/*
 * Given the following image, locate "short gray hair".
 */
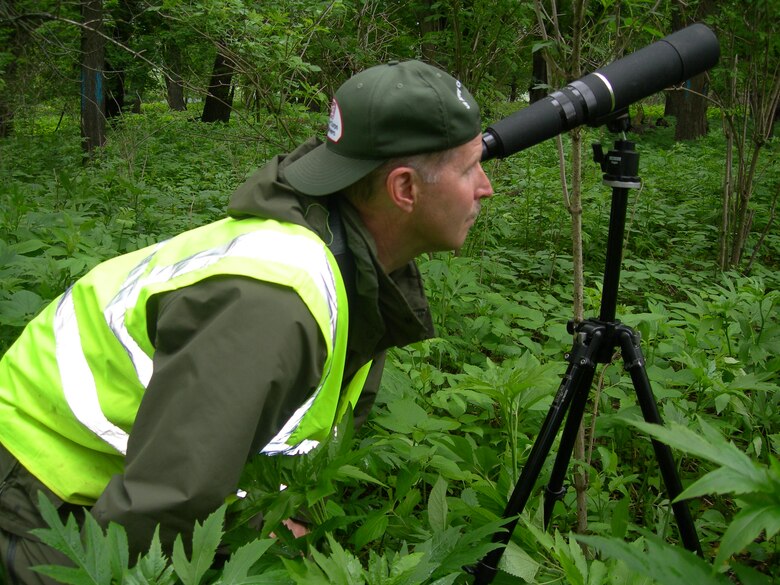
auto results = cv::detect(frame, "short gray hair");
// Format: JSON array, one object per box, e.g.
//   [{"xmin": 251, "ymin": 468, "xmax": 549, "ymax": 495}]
[{"xmin": 342, "ymin": 148, "xmax": 456, "ymax": 201}]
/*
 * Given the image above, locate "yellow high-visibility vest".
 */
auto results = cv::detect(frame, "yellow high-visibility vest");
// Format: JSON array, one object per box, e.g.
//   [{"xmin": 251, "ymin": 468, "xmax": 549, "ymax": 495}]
[{"xmin": 0, "ymin": 217, "xmax": 369, "ymax": 505}]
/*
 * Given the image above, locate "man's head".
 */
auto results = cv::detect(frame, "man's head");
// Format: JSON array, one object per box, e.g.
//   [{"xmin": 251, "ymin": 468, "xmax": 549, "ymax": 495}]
[
  {"xmin": 284, "ymin": 60, "xmax": 482, "ymax": 196},
  {"xmin": 285, "ymin": 60, "xmax": 493, "ymax": 271}
]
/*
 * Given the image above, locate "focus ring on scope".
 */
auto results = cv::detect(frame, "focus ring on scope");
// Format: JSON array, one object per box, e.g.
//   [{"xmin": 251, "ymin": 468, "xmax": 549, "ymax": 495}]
[{"xmin": 549, "ymin": 91, "xmax": 578, "ymax": 129}]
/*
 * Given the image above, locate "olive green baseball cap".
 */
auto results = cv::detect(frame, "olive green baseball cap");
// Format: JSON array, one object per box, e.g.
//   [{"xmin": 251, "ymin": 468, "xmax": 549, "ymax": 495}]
[{"xmin": 284, "ymin": 60, "xmax": 481, "ymax": 196}]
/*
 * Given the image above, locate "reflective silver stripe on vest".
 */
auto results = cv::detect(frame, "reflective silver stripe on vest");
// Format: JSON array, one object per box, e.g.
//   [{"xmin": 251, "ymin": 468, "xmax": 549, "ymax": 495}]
[
  {"xmin": 259, "ymin": 387, "xmax": 323, "ymax": 455},
  {"xmin": 55, "ymin": 289, "xmax": 130, "ymax": 454},
  {"xmin": 54, "ymin": 228, "xmax": 339, "ymax": 454},
  {"xmin": 105, "ymin": 243, "xmax": 165, "ymax": 387},
  {"xmin": 104, "ymin": 230, "xmax": 339, "ymax": 388}
]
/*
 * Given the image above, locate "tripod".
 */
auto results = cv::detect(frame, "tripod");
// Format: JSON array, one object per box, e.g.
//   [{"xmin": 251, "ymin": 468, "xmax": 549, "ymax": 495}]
[{"xmin": 472, "ymin": 125, "xmax": 702, "ymax": 585}]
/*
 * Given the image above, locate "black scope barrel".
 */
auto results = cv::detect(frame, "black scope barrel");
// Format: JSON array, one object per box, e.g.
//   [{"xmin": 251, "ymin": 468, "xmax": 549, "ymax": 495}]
[{"xmin": 481, "ymin": 23, "xmax": 720, "ymax": 161}]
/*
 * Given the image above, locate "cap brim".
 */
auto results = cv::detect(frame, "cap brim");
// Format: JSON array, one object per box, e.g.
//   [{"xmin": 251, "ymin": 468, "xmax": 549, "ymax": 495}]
[{"xmin": 284, "ymin": 142, "xmax": 385, "ymax": 196}]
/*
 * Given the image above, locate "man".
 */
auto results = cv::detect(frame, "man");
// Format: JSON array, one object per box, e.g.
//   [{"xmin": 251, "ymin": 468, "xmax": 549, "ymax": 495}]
[{"xmin": 0, "ymin": 59, "xmax": 493, "ymax": 583}]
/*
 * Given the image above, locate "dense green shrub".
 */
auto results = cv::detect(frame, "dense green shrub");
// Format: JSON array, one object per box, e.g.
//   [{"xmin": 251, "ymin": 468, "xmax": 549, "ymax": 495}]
[{"xmin": 1, "ymin": 103, "xmax": 778, "ymax": 583}]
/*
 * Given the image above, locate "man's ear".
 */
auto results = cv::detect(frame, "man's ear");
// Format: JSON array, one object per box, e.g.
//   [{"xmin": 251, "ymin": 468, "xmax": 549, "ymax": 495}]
[{"xmin": 384, "ymin": 166, "xmax": 418, "ymax": 213}]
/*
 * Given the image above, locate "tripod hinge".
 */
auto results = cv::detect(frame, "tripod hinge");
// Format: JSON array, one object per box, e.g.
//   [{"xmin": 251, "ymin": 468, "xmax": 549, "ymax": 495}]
[
  {"xmin": 624, "ymin": 356, "xmax": 645, "ymax": 370},
  {"xmin": 564, "ymin": 352, "xmax": 596, "ymax": 369}
]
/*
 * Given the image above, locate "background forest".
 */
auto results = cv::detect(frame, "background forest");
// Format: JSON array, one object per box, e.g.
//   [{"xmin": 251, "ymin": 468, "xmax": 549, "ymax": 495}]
[{"xmin": 1, "ymin": 0, "xmax": 779, "ymax": 584}]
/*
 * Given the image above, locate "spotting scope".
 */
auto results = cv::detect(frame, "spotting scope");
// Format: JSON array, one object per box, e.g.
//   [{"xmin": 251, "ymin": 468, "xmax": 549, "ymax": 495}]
[{"xmin": 481, "ymin": 23, "xmax": 720, "ymax": 161}]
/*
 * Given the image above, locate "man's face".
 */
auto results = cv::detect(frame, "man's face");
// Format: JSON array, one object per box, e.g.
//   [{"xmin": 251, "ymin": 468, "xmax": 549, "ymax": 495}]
[{"xmin": 412, "ymin": 134, "xmax": 494, "ymax": 252}]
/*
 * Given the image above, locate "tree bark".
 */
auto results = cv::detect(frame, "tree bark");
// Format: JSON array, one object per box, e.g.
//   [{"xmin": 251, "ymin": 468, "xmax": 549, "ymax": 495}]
[
  {"xmin": 201, "ymin": 48, "xmax": 235, "ymax": 123},
  {"xmin": 104, "ymin": 61, "xmax": 125, "ymax": 119},
  {"xmin": 670, "ymin": 73, "xmax": 710, "ymax": 140},
  {"xmin": 529, "ymin": 48, "xmax": 548, "ymax": 103},
  {"xmin": 81, "ymin": 0, "xmax": 106, "ymax": 154},
  {"xmin": 103, "ymin": 0, "xmax": 137, "ymax": 119},
  {"xmin": 164, "ymin": 43, "xmax": 187, "ymax": 111},
  {"xmin": 665, "ymin": 0, "xmax": 712, "ymax": 140}
]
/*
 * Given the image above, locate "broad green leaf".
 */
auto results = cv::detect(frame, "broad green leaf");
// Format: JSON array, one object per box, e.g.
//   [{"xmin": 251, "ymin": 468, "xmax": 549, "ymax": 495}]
[
  {"xmin": 373, "ymin": 399, "xmax": 429, "ymax": 433},
  {"xmin": 352, "ymin": 512, "xmax": 390, "ymax": 550},
  {"xmin": 335, "ymin": 464, "xmax": 388, "ymax": 487},
  {"xmin": 732, "ymin": 563, "xmax": 776, "ymax": 585},
  {"xmin": 29, "ymin": 565, "xmax": 87, "ymax": 585},
  {"xmin": 106, "ymin": 523, "xmax": 129, "ymax": 582},
  {"xmin": 0, "ymin": 290, "xmax": 45, "ymax": 325},
  {"xmin": 306, "ymin": 533, "xmax": 364, "ymax": 584},
  {"xmin": 428, "ymin": 454, "xmax": 470, "ymax": 481},
  {"xmin": 172, "ymin": 505, "xmax": 226, "ymax": 585},
  {"xmin": 715, "ymin": 503, "xmax": 780, "ymax": 567},
  {"xmin": 80, "ymin": 514, "xmax": 113, "ymax": 584},
  {"xmin": 620, "ymin": 417, "xmax": 761, "ymax": 480},
  {"xmin": 586, "ymin": 559, "xmax": 608, "ymax": 585},
  {"xmin": 30, "ymin": 493, "xmax": 107, "ymax": 585},
  {"xmin": 496, "ymin": 540, "xmax": 539, "ymax": 581},
  {"xmin": 429, "ymin": 574, "xmax": 459, "ymax": 585},
  {"xmin": 678, "ymin": 466, "xmax": 773, "ymax": 500},
  {"xmin": 11, "ymin": 238, "xmax": 47, "ymax": 254},
  {"xmin": 611, "ymin": 496, "xmax": 630, "ymax": 538},
  {"xmin": 428, "ymin": 476, "xmax": 448, "ymax": 534},
  {"xmin": 217, "ymin": 538, "xmax": 275, "ymax": 584},
  {"xmin": 554, "ymin": 531, "xmax": 584, "ymax": 585},
  {"xmin": 126, "ymin": 526, "xmax": 176, "ymax": 585},
  {"xmin": 577, "ymin": 534, "xmax": 732, "ymax": 585}
]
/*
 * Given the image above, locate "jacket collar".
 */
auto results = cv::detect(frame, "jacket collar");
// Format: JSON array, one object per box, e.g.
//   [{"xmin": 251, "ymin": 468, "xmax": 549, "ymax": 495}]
[{"xmin": 227, "ymin": 138, "xmax": 435, "ymax": 362}]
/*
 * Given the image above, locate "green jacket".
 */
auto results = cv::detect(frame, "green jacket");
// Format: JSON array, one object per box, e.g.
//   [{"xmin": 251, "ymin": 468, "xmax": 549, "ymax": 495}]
[{"xmin": 0, "ymin": 138, "xmax": 435, "ymax": 557}]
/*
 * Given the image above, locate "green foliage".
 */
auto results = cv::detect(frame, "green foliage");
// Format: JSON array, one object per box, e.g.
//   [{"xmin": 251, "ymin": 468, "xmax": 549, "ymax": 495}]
[
  {"xmin": 577, "ymin": 533, "xmax": 733, "ymax": 585},
  {"xmin": 30, "ymin": 492, "xmax": 275, "ymax": 585},
  {"xmin": 3, "ymin": 101, "xmax": 779, "ymax": 580},
  {"xmin": 2, "ymin": 5, "xmax": 780, "ymax": 577},
  {"xmin": 621, "ymin": 417, "xmax": 780, "ymax": 570}
]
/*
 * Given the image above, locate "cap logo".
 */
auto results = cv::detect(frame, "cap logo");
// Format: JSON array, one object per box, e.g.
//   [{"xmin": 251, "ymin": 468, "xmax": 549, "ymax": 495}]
[
  {"xmin": 455, "ymin": 80, "xmax": 471, "ymax": 110},
  {"xmin": 327, "ymin": 99, "xmax": 343, "ymax": 142}
]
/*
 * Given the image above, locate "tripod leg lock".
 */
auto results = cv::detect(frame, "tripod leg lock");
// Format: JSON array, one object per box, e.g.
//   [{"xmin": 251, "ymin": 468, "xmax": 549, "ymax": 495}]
[
  {"xmin": 543, "ymin": 484, "xmax": 568, "ymax": 528},
  {"xmin": 544, "ymin": 484, "xmax": 567, "ymax": 502}
]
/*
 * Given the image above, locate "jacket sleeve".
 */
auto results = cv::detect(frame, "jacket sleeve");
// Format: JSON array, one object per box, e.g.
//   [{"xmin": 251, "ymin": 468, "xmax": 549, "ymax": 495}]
[{"xmin": 90, "ymin": 276, "xmax": 327, "ymax": 558}]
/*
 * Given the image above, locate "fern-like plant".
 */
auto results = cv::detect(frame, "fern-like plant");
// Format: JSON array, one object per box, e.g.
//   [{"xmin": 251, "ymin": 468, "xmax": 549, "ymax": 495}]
[{"xmin": 30, "ymin": 494, "xmax": 276, "ymax": 584}]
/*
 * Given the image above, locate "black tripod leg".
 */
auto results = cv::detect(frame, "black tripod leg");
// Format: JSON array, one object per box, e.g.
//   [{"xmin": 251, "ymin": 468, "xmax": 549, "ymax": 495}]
[
  {"xmin": 473, "ymin": 328, "xmax": 605, "ymax": 585},
  {"xmin": 543, "ymin": 356, "xmax": 597, "ymax": 528},
  {"xmin": 617, "ymin": 326, "xmax": 702, "ymax": 556}
]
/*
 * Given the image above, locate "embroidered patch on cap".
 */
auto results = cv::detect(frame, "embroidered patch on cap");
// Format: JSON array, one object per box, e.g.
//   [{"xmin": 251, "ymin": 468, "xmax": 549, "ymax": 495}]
[
  {"xmin": 456, "ymin": 80, "xmax": 471, "ymax": 110},
  {"xmin": 327, "ymin": 99, "xmax": 343, "ymax": 142}
]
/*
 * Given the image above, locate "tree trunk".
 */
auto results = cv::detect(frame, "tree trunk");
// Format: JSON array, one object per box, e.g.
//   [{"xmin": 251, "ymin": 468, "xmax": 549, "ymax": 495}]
[
  {"xmin": 0, "ymin": 51, "xmax": 18, "ymax": 137},
  {"xmin": 201, "ymin": 48, "xmax": 235, "ymax": 123},
  {"xmin": 0, "ymin": 0, "xmax": 20, "ymax": 136},
  {"xmin": 81, "ymin": 0, "xmax": 106, "ymax": 154},
  {"xmin": 665, "ymin": 0, "xmax": 712, "ymax": 140},
  {"xmin": 716, "ymin": 0, "xmax": 780, "ymax": 269},
  {"xmin": 164, "ymin": 43, "xmax": 187, "ymax": 111},
  {"xmin": 104, "ymin": 61, "xmax": 125, "ymax": 120},
  {"xmin": 529, "ymin": 48, "xmax": 548, "ymax": 103},
  {"xmin": 671, "ymin": 72, "xmax": 710, "ymax": 140},
  {"xmin": 103, "ymin": 0, "xmax": 137, "ymax": 120}
]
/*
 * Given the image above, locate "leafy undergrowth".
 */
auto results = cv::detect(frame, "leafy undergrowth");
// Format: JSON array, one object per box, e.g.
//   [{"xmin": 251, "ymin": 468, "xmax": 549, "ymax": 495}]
[{"xmin": 3, "ymin": 107, "xmax": 779, "ymax": 583}]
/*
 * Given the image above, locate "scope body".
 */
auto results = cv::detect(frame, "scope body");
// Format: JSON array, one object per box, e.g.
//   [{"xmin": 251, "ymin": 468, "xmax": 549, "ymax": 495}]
[{"xmin": 482, "ymin": 23, "xmax": 720, "ymax": 161}]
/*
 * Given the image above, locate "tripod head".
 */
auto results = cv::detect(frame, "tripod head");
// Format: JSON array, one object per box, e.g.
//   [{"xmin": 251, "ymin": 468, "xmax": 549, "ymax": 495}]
[{"xmin": 591, "ymin": 110, "xmax": 641, "ymax": 190}]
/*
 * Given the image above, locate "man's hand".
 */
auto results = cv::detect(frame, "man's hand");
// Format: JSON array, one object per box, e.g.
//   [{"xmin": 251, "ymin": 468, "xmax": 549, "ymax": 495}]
[{"xmin": 271, "ymin": 518, "xmax": 309, "ymax": 539}]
